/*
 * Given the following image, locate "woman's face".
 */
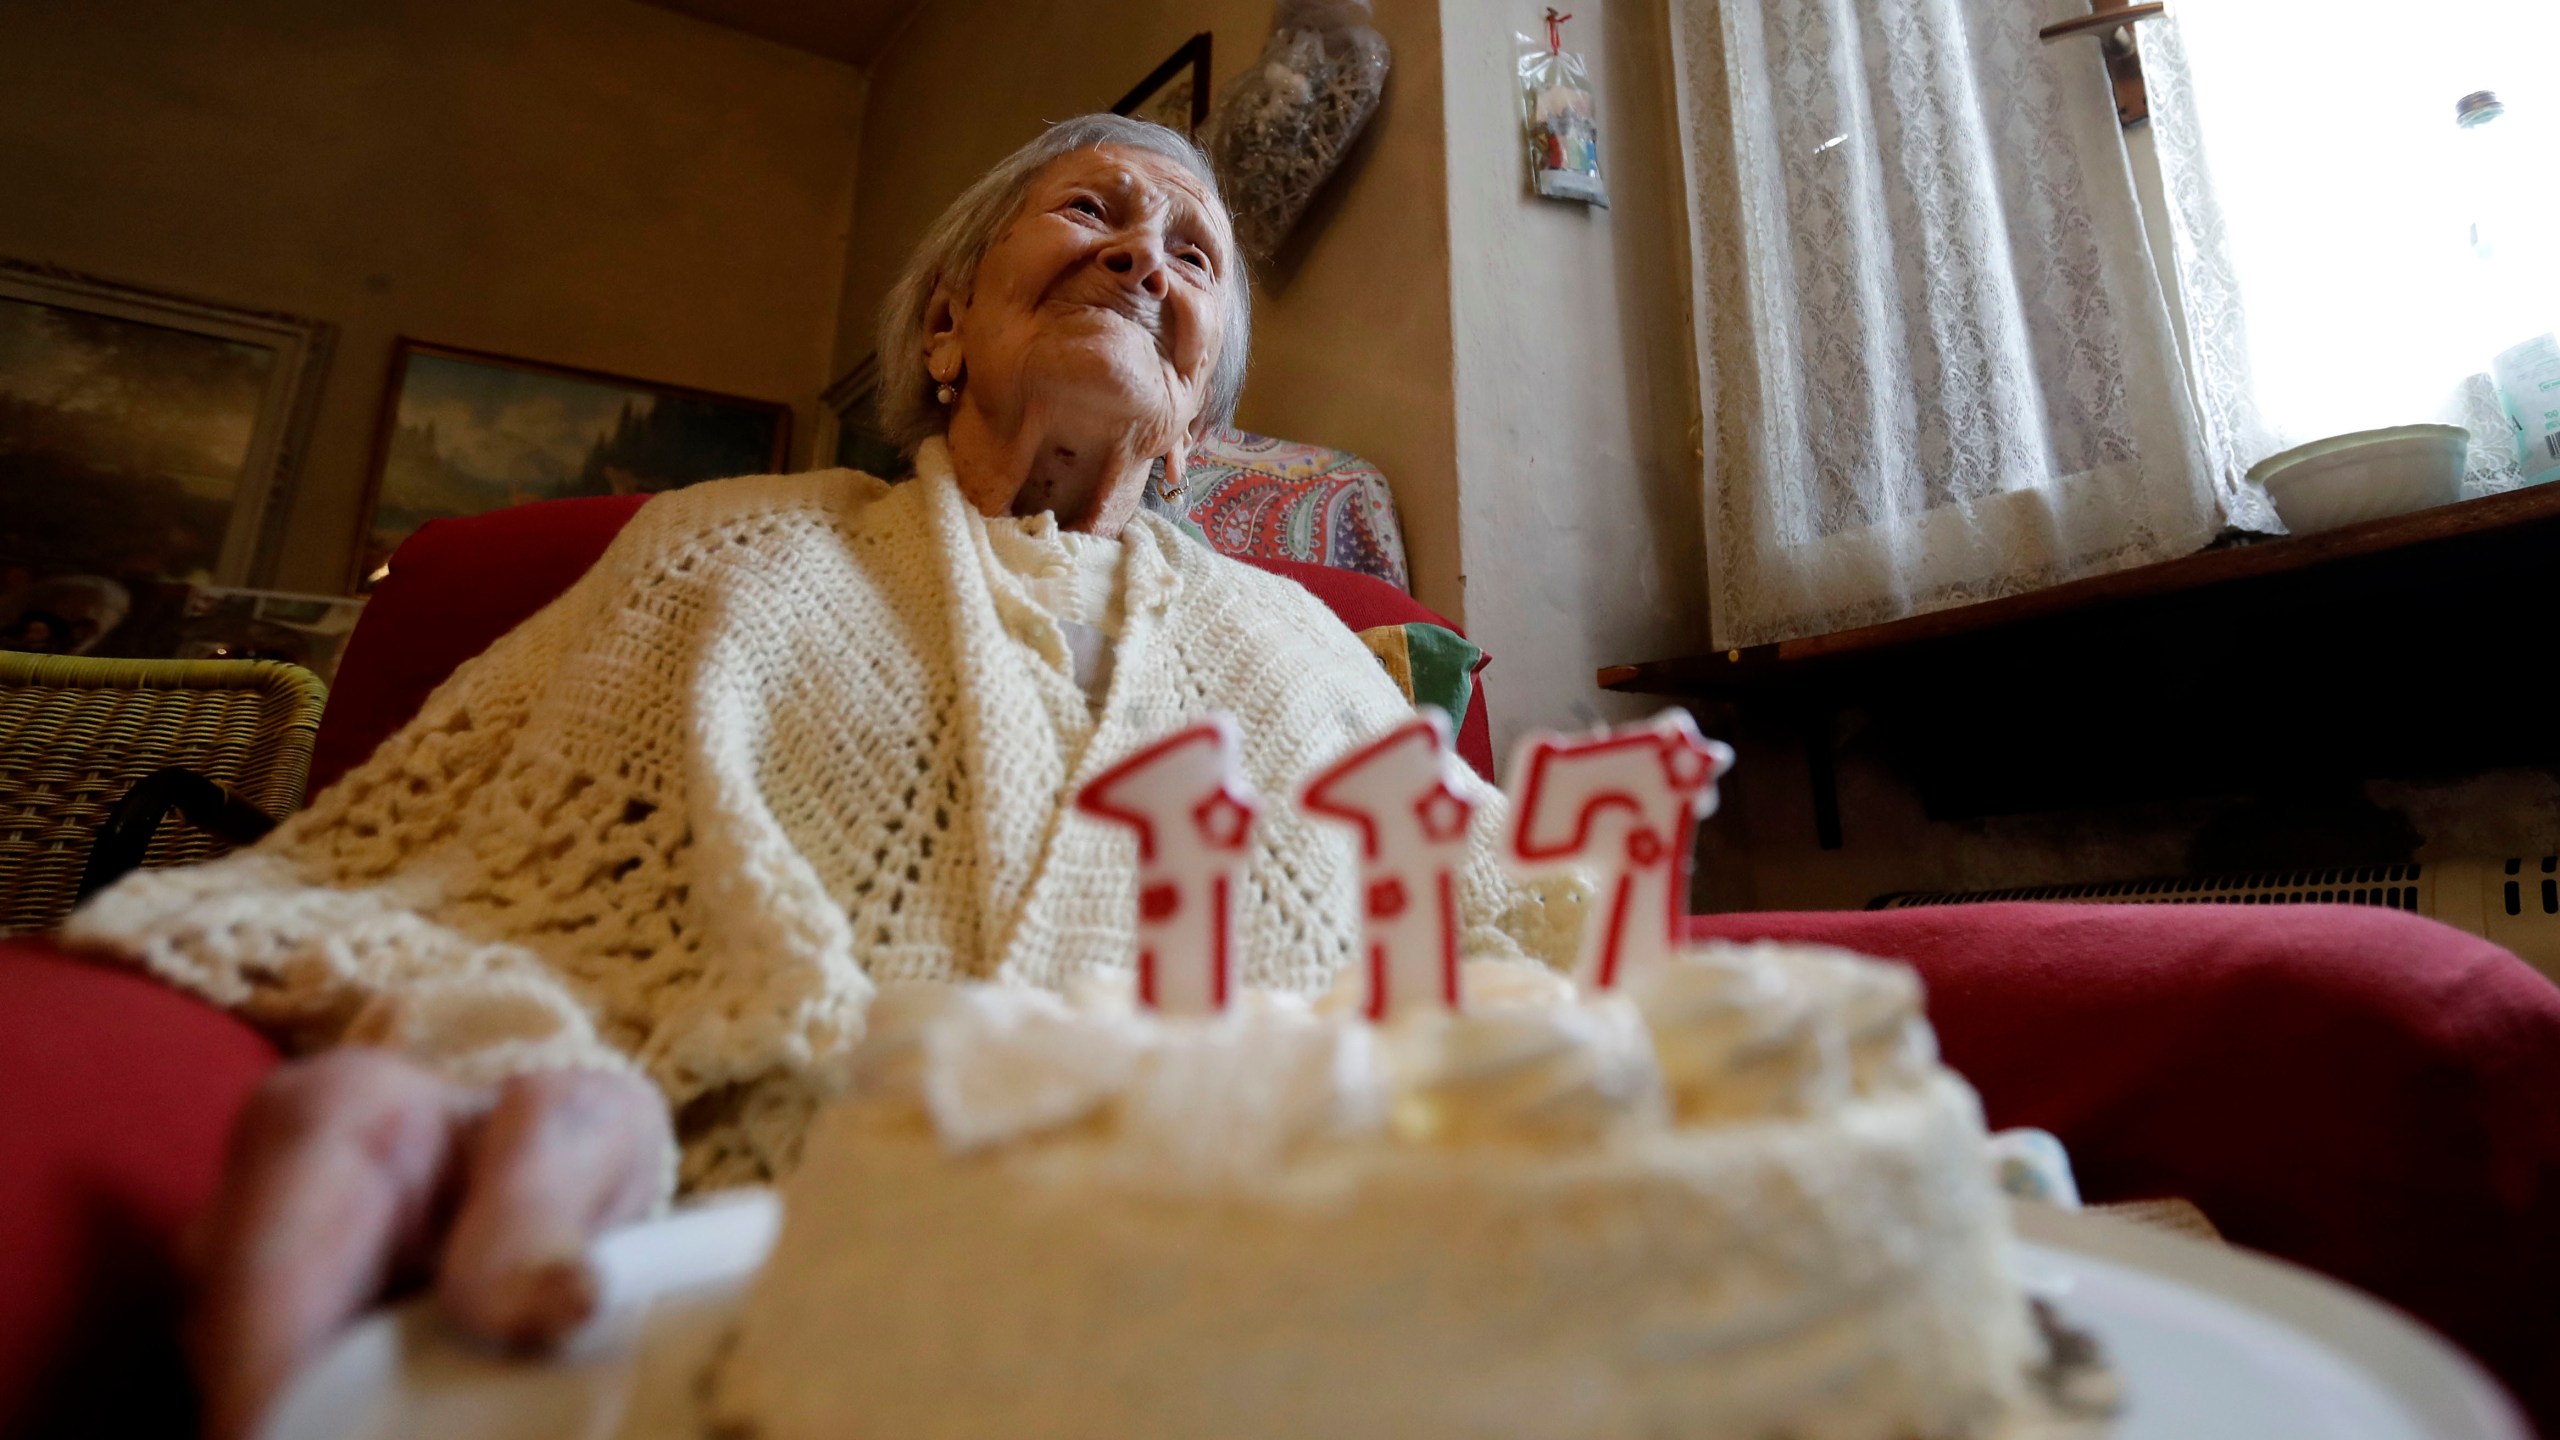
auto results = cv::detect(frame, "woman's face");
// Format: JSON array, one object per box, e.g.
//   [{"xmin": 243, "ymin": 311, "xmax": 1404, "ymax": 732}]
[{"xmin": 928, "ymin": 144, "xmax": 1236, "ymax": 530}]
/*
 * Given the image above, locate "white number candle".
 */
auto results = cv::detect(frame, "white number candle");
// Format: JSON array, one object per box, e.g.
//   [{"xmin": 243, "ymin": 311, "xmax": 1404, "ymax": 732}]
[
  {"xmin": 1298, "ymin": 708, "xmax": 1475, "ymax": 1021},
  {"xmin": 1502, "ymin": 709, "xmax": 1734, "ymax": 990},
  {"xmin": 1075, "ymin": 715, "xmax": 1261, "ymax": 1016}
]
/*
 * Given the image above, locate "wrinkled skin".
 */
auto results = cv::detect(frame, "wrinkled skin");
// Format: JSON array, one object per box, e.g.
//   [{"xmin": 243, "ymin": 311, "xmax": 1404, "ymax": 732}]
[
  {"xmin": 188, "ymin": 1052, "xmax": 667, "ymax": 1440},
  {"xmin": 929, "ymin": 144, "xmax": 1238, "ymax": 538},
  {"xmin": 186, "ymin": 142, "xmax": 1242, "ymax": 1440}
]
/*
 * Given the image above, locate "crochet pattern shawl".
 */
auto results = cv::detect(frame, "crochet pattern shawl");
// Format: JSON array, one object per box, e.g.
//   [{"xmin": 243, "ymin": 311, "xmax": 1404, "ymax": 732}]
[{"xmin": 66, "ymin": 442, "xmax": 1571, "ymax": 1186}]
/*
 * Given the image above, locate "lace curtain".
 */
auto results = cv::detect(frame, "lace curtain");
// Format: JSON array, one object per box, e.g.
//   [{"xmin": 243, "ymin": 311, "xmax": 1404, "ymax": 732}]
[
  {"xmin": 2145, "ymin": 1, "xmax": 2560, "ymax": 500},
  {"xmin": 1668, "ymin": 0, "xmax": 2251, "ymax": 648}
]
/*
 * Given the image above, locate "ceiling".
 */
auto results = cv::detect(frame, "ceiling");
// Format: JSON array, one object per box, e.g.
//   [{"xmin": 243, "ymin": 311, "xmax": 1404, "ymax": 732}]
[{"xmin": 640, "ymin": 0, "xmax": 928, "ymax": 69}]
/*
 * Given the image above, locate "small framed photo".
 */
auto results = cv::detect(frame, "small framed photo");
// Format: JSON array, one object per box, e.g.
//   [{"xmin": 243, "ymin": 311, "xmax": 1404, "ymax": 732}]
[
  {"xmin": 1113, "ymin": 32, "xmax": 1213, "ymax": 135},
  {"xmin": 1, "ymin": 262, "xmax": 330, "ymax": 613},
  {"xmin": 354, "ymin": 340, "xmax": 790, "ymax": 587},
  {"xmin": 819, "ymin": 354, "xmax": 905, "ymax": 480}
]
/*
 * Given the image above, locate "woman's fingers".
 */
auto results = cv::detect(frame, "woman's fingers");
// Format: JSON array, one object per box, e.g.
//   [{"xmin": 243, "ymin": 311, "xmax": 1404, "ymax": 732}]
[
  {"xmin": 185, "ymin": 1058, "xmax": 670, "ymax": 1437},
  {"xmin": 188, "ymin": 1050, "xmax": 482, "ymax": 1440},
  {"xmin": 435, "ymin": 1068, "xmax": 670, "ymax": 1350}
]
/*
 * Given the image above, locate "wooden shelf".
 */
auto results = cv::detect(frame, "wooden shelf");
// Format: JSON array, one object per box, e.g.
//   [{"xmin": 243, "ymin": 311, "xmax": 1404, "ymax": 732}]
[
  {"xmin": 1602, "ymin": 483, "xmax": 2560, "ymax": 700},
  {"xmin": 1598, "ymin": 484, "xmax": 2560, "ymax": 839}
]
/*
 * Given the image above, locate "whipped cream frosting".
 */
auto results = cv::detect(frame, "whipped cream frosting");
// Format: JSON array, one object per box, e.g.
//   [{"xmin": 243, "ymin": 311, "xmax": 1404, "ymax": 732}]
[
  {"xmin": 852, "ymin": 943, "xmax": 1942, "ymax": 1174},
  {"xmin": 718, "ymin": 939, "xmax": 2033, "ymax": 1440}
]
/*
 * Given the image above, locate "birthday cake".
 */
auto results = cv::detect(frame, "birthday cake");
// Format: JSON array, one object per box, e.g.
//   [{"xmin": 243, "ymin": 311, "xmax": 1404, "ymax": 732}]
[{"xmin": 706, "ymin": 713, "xmax": 2040, "ymax": 1440}]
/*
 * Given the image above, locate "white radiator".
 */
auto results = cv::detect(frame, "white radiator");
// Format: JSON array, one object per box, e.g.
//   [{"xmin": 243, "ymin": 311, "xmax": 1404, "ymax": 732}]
[{"xmin": 1871, "ymin": 857, "xmax": 2560, "ymax": 983}]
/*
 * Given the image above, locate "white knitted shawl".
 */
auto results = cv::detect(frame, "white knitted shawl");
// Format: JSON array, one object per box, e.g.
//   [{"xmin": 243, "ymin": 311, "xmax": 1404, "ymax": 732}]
[{"xmin": 67, "ymin": 441, "xmax": 1571, "ymax": 1186}]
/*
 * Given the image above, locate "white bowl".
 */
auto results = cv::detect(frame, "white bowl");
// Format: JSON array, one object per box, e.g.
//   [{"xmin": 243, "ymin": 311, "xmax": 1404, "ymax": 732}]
[{"xmin": 2247, "ymin": 424, "xmax": 2468, "ymax": 535}]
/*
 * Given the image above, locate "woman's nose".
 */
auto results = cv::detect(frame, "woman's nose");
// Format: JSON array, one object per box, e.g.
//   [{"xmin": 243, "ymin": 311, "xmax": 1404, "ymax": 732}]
[{"xmin": 1100, "ymin": 235, "xmax": 1171, "ymax": 298}]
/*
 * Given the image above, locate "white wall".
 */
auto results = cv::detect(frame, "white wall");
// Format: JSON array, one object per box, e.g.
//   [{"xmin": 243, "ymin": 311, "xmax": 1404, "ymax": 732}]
[
  {"xmin": 1438, "ymin": 0, "xmax": 1711, "ymax": 760},
  {"xmin": 0, "ymin": 0, "xmax": 867, "ymax": 592}
]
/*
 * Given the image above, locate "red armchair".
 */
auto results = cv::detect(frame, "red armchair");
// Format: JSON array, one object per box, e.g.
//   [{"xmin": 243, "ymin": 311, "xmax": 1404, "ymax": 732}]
[{"xmin": 6, "ymin": 494, "xmax": 2557, "ymax": 1435}]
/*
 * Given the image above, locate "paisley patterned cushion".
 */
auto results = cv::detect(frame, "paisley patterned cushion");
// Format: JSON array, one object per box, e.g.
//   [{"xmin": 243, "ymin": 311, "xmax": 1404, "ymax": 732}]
[{"xmin": 1179, "ymin": 429, "xmax": 1412, "ymax": 592}]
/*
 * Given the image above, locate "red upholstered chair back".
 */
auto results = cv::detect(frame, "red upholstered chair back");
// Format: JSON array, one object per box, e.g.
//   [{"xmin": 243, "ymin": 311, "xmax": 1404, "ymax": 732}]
[{"xmin": 309, "ymin": 495, "xmax": 1496, "ymax": 795}]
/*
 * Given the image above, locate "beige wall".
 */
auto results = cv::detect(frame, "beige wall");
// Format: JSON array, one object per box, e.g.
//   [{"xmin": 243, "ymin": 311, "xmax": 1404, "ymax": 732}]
[
  {"xmin": 1439, "ymin": 0, "xmax": 1710, "ymax": 759},
  {"xmin": 0, "ymin": 0, "xmax": 866, "ymax": 592},
  {"xmin": 841, "ymin": 0, "xmax": 1466, "ymax": 619}
]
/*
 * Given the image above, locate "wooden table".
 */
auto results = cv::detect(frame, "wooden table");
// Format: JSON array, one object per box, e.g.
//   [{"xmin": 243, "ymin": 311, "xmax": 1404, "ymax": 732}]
[{"xmin": 1599, "ymin": 484, "xmax": 2560, "ymax": 846}]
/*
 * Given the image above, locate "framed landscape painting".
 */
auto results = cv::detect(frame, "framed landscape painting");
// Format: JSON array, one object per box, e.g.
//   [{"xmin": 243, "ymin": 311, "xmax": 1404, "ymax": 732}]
[
  {"xmin": 0, "ymin": 263, "xmax": 329, "ymax": 626},
  {"xmin": 355, "ymin": 341, "xmax": 790, "ymax": 586}
]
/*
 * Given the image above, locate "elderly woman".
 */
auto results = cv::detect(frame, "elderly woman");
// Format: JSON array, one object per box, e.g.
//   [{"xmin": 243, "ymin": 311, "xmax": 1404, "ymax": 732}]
[{"xmin": 63, "ymin": 115, "xmax": 1564, "ymax": 1439}]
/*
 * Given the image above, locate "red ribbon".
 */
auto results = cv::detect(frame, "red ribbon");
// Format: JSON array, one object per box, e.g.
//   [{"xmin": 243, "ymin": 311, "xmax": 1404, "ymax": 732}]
[{"xmin": 1544, "ymin": 7, "xmax": 1572, "ymax": 54}]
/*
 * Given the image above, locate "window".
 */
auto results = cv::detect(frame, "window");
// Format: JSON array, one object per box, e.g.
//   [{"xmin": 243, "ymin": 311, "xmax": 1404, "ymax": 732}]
[{"xmin": 2129, "ymin": 1, "xmax": 2560, "ymax": 492}]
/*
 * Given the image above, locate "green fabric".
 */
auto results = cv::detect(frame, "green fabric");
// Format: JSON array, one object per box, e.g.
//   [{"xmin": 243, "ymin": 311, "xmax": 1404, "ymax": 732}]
[
  {"xmin": 1400, "ymin": 621, "xmax": 1481, "ymax": 726},
  {"xmin": 1353, "ymin": 620, "xmax": 1483, "ymax": 727}
]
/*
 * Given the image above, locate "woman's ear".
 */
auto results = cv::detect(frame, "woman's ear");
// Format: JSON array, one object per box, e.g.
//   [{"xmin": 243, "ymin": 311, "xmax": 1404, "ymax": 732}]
[
  {"xmin": 1186, "ymin": 405, "xmax": 1224, "ymax": 455},
  {"xmin": 923, "ymin": 281, "xmax": 965, "ymax": 385}
]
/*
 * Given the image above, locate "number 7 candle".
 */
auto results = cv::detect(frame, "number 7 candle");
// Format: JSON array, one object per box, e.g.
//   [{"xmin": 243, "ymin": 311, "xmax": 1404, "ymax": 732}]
[
  {"xmin": 1074, "ymin": 715, "xmax": 1261, "ymax": 1016},
  {"xmin": 1297, "ymin": 708, "xmax": 1475, "ymax": 1021},
  {"xmin": 1502, "ymin": 709, "xmax": 1733, "ymax": 991}
]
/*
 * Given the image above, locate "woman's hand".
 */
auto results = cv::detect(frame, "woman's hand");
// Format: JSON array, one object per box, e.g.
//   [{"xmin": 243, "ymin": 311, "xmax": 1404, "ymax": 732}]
[{"xmin": 187, "ymin": 1049, "xmax": 670, "ymax": 1440}]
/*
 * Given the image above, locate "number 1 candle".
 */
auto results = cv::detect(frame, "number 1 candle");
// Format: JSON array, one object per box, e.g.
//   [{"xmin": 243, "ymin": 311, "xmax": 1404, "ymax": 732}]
[
  {"xmin": 1075, "ymin": 715, "xmax": 1261, "ymax": 1016},
  {"xmin": 1298, "ymin": 708, "xmax": 1475, "ymax": 1021},
  {"xmin": 1502, "ymin": 709, "xmax": 1733, "ymax": 991}
]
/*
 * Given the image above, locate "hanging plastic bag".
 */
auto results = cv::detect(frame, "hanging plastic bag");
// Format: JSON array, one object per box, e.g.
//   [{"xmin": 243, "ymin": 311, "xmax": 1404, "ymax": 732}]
[
  {"xmin": 1517, "ymin": 9, "xmax": 1607, "ymax": 207},
  {"xmin": 1203, "ymin": 0, "xmax": 1391, "ymax": 264}
]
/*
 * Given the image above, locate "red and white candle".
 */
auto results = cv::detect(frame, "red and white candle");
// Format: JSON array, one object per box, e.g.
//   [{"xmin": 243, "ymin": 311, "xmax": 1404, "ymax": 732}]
[
  {"xmin": 1502, "ymin": 709, "xmax": 1734, "ymax": 991},
  {"xmin": 1298, "ymin": 709, "xmax": 1475, "ymax": 1022},
  {"xmin": 1075, "ymin": 715, "xmax": 1261, "ymax": 1016}
]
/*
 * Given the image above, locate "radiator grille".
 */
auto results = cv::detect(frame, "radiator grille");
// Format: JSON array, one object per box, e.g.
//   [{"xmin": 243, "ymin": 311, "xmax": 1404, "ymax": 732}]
[
  {"xmin": 1866, "ymin": 856, "xmax": 2560, "ymax": 986},
  {"xmin": 1872, "ymin": 862, "xmax": 2445, "ymax": 912}
]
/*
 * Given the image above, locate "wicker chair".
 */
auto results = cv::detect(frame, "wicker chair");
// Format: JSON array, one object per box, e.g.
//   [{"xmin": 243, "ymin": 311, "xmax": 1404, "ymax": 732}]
[{"xmin": 0, "ymin": 653, "xmax": 325, "ymax": 935}]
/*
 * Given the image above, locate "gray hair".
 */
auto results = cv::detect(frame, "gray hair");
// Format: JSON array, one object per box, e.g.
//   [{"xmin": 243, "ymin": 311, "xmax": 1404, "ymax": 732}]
[{"xmin": 875, "ymin": 113, "xmax": 1252, "ymax": 455}]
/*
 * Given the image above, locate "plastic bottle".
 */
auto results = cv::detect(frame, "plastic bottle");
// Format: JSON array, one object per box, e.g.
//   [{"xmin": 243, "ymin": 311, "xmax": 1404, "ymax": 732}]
[{"xmin": 2455, "ymin": 91, "xmax": 2560, "ymax": 485}]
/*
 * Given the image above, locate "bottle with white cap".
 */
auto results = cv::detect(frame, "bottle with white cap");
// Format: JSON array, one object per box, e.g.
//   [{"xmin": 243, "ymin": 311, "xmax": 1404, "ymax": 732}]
[{"xmin": 2455, "ymin": 89, "xmax": 2560, "ymax": 486}]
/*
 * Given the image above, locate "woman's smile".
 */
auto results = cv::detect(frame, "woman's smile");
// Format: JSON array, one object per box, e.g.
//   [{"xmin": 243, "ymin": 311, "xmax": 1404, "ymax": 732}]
[
  {"xmin": 1066, "ymin": 289, "xmax": 1159, "ymax": 328},
  {"xmin": 1047, "ymin": 289, "xmax": 1166, "ymax": 347}
]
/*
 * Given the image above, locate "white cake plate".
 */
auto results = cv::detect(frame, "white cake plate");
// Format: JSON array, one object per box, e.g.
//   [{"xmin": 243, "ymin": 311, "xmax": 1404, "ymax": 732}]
[{"xmin": 260, "ymin": 1197, "xmax": 2531, "ymax": 1440}]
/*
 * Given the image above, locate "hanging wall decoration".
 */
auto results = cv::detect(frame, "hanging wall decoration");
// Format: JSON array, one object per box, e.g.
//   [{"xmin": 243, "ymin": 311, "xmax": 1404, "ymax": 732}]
[
  {"xmin": 1203, "ymin": 0, "xmax": 1391, "ymax": 265},
  {"xmin": 1517, "ymin": 8, "xmax": 1608, "ymax": 207}
]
